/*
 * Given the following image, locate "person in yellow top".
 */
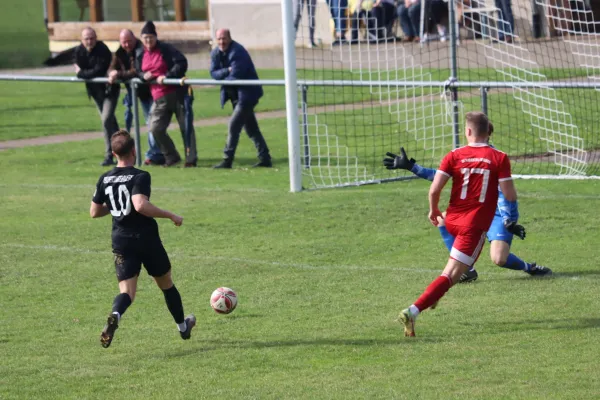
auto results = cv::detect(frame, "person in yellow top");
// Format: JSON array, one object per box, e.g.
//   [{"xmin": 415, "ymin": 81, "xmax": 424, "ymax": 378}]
[
  {"xmin": 349, "ymin": 0, "xmax": 396, "ymax": 42},
  {"xmin": 348, "ymin": 0, "xmax": 377, "ymax": 42}
]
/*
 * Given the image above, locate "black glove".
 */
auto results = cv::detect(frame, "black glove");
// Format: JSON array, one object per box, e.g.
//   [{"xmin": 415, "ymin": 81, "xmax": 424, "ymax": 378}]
[
  {"xmin": 504, "ymin": 220, "xmax": 526, "ymax": 240},
  {"xmin": 383, "ymin": 147, "xmax": 416, "ymax": 171}
]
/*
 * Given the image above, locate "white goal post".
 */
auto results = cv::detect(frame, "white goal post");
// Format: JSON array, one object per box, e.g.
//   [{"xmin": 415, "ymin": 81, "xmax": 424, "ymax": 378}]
[{"xmin": 281, "ymin": 0, "xmax": 600, "ymax": 191}]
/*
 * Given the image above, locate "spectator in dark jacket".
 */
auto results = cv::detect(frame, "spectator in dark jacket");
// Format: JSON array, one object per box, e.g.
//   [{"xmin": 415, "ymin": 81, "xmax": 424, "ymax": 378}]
[
  {"xmin": 135, "ymin": 21, "xmax": 197, "ymax": 168},
  {"xmin": 74, "ymin": 27, "xmax": 120, "ymax": 166},
  {"xmin": 210, "ymin": 29, "xmax": 272, "ymax": 169},
  {"xmin": 109, "ymin": 29, "xmax": 164, "ymax": 165}
]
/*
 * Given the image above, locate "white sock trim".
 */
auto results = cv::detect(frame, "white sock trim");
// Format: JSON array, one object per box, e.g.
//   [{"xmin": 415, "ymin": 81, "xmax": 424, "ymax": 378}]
[
  {"xmin": 409, "ymin": 304, "xmax": 420, "ymax": 317},
  {"xmin": 112, "ymin": 311, "xmax": 121, "ymax": 322},
  {"xmin": 177, "ymin": 321, "xmax": 187, "ymax": 332}
]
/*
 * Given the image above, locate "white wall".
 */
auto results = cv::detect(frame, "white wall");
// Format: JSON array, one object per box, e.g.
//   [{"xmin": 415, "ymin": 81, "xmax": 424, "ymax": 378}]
[{"xmin": 209, "ymin": 0, "xmax": 334, "ymax": 50}]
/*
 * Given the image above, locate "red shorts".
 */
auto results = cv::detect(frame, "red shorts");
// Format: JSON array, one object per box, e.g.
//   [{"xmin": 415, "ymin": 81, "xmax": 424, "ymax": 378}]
[{"xmin": 445, "ymin": 222, "xmax": 487, "ymax": 267}]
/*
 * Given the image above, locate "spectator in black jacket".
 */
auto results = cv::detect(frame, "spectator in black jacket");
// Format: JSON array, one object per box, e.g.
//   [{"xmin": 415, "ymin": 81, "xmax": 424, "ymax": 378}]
[
  {"xmin": 74, "ymin": 27, "xmax": 120, "ymax": 166},
  {"xmin": 135, "ymin": 21, "xmax": 197, "ymax": 168}
]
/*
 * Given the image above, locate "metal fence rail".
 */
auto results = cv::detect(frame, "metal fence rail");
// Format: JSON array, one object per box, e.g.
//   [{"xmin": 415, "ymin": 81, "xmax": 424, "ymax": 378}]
[
  {"xmin": 1, "ymin": 74, "xmax": 598, "ymax": 168},
  {"xmin": 1, "ymin": 75, "xmax": 599, "ymax": 88}
]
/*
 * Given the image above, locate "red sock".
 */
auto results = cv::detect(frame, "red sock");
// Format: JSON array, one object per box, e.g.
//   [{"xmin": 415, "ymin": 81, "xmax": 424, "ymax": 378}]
[{"xmin": 414, "ymin": 275, "xmax": 452, "ymax": 312}]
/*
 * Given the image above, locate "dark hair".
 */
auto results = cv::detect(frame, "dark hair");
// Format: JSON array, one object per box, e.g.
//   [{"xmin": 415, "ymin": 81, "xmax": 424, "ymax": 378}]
[
  {"xmin": 488, "ymin": 121, "xmax": 494, "ymax": 135},
  {"xmin": 111, "ymin": 130, "xmax": 135, "ymax": 157},
  {"xmin": 465, "ymin": 111, "xmax": 490, "ymax": 137}
]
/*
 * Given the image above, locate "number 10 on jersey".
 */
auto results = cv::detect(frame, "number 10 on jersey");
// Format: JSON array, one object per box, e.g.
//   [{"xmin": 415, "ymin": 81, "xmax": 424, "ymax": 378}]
[{"xmin": 105, "ymin": 185, "xmax": 132, "ymax": 217}]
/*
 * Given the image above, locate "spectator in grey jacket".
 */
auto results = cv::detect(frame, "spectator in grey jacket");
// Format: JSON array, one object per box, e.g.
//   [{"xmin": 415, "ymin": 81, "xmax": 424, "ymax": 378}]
[
  {"xmin": 74, "ymin": 27, "xmax": 120, "ymax": 166},
  {"xmin": 210, "ymin": 29, "xmax": 272, "ymax": 169}
]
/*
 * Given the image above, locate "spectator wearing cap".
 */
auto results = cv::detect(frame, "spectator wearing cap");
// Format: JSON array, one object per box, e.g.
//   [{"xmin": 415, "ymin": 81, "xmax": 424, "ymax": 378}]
[
  {"xmin": 74, "ymin": 27, "xmax": 121, "ymax": 166},
  {"xmin": 135, "ymin": 21, "xmax": 197, "ymax": 167}
]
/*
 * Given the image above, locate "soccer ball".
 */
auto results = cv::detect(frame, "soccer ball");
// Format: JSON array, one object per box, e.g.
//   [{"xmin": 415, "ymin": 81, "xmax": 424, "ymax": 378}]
[{"xmin": 210, "ymin": 287, "xmax": 238, "ymax": 314}]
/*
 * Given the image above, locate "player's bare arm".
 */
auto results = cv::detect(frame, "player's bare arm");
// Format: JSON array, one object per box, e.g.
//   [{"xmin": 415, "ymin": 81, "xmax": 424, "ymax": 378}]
[
  {"xmin": 131, "ymin": 194, "xmax": 183, "ymax": 226},
  {"xmin": 428, "ymin": 172, "xmax": 450, "ymax": 226},
  {"xmin": 90, "ymin": 202, "xmax": 110, "ymax": 218},
  {"xmin": 499, "ymin": 179, "xmax": 517, "ymax": 202}
]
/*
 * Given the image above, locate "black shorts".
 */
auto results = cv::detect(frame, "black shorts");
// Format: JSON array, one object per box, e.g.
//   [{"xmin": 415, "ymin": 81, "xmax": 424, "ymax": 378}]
[{"xmin": 112, "ymin": 235, "xmax": 171, "ymax": 281}]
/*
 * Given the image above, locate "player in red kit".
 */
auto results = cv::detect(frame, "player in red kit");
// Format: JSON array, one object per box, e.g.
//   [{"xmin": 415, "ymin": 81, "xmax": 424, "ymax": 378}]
[{"xmin": 398, "ymin": 112, "xmax": 518, "ymax": 337}]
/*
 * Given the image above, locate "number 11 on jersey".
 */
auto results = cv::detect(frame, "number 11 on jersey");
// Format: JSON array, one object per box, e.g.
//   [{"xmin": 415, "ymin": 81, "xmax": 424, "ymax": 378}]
[{"xmin": 460, "ymin": 168, "xmax": 490, "ymax": 203}]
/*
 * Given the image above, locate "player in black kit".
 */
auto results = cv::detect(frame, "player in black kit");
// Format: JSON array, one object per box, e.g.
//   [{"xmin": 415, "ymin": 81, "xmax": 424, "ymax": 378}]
[{"xmin": 90, "ymin": 129, "xmax": 195, "ymax": 348}]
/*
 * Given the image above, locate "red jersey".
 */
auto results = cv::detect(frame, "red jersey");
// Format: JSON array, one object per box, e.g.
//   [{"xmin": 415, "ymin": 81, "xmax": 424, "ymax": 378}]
[
  {"xmin": 438, "ymin": 143, "xmax": 512, "ymax": 230},
  {"xmin": 142, "ymin": 48, "xmax": 176, "ymax": 101}
]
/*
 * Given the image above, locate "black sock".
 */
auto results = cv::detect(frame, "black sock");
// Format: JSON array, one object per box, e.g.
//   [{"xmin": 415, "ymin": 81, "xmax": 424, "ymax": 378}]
[
  {"xmin": 162, "ymin": 285, "xmax": 185, "ymax": 324},
  {"xmin": 111, "ymin": 293, "xmax": 132, "ymax": 317}
]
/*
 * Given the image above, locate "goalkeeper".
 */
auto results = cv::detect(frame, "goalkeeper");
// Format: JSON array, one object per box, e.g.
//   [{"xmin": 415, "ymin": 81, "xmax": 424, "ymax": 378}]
[{"xmin": 383, "ymin": 124, "xmax": 552, "ymax": 283}]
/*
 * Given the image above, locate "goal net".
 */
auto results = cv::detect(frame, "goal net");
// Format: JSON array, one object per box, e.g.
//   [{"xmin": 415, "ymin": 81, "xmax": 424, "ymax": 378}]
[{"xmin": 286, "ymin": 0, "xmax": 600, "ymax": 190}]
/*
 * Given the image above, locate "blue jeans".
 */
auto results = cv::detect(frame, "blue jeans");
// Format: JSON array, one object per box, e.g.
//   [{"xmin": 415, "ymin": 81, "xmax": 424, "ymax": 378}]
[
  {"xmin": 124, "ymin": 86, "xmax": 164, "ymax": 163},
  {"xmin": 494, "ymin": 0, "xmax": 514, "ymax": 39},
  {"xmin": 397, "ymin": 2, "xmax": 421, "ymax": 38},
  {"xmin": 327, "ymin": 0, "xmax": 348, "ymax": 34}
]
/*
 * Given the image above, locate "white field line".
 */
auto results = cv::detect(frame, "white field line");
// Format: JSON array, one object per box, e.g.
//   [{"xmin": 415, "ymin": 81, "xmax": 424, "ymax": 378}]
[
  {"xmin": 0, "ymin": 243, "xmax": 585, "ymax": 280},
  {"xmin": 0, "ymin": 242, "xmax": 464, "ymax": 276}
]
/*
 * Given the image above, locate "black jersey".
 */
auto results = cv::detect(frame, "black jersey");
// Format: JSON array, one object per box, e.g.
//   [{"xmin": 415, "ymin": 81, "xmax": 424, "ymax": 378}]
[{"xmin": 92, "ymin": 166, "xmax": 159, "ymax": 241}]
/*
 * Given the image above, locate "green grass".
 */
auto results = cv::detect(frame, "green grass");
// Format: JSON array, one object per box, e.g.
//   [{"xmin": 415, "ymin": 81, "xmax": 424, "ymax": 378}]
[
  {"xmin": 0, "ymin": 0, "xmax": 49, "ymax": 69},
  {"xmin": 1, "ymin": 122, "xmax": 600, "ymax": 399},
  {"xmin": 295, "ymin": 88, "xmax": 600, "ymax": 177},
  {"xmin": 2, "ymin": 67, "xmax": 597, "ymax": 143},
  {"xmin": 0, "ymin": 69, "xmax": 284, "ymax": 141}
]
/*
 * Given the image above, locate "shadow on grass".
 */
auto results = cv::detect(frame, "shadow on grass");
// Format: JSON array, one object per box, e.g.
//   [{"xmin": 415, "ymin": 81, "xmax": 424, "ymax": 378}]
[
  {"xmin": 551, "ymin": 271, "xmax": 600, "ymax": 279},
  {"xmin": 194, "ymin": 157, "xmax": 290, "ymax": 169},
  {"xmin": 499, "ymin": 270, "xmax": 600, "ymax": 281},
  {"xmin": 163, "ymin": 335, "xmax": 439, "ymax": 357}
]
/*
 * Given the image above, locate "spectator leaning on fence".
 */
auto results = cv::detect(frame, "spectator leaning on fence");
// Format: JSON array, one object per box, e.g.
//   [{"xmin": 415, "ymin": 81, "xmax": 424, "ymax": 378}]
[
  {"xmin": 210, "ymin": 29, "xmax": 272, "ymax": 169},
  {"xmin": 108, "ymin": 29, "xmax": 165, "ymax": 166},
  {"xmin": 74, "ymin": 27, "xmax": 121, "ymax": 166},
  {"xmin": 135, "ymin": 21, "xmax": 197, "ymax": 168}
]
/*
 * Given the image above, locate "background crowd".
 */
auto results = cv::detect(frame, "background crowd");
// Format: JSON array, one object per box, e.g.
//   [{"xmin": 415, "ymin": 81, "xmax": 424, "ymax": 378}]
[{"xmin": 75, "ymin": 21, "xmax": 271, "ymax": 169}]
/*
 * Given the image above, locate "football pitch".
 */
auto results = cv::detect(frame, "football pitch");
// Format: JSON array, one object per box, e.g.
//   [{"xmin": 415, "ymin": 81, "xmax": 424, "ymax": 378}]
[{"xmin": 2, "ymin": 109, "xmax": 600, "ymax": 398}]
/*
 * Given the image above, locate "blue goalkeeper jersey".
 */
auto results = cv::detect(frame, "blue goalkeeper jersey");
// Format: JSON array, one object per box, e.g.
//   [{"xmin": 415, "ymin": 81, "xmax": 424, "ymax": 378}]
[{"xmin": 410, "ymin": 163, "xmax": 517, "ymax": 221}]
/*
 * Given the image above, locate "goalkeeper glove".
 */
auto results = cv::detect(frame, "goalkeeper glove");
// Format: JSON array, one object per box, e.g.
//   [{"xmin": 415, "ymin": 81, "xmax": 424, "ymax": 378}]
[
  {"xmin": 504, "ymin": 220, "xmax": 526, "ymax": 240},
  {"xmin": 383, "ymin": 147, "xmax": 416, "ymax": 171}
]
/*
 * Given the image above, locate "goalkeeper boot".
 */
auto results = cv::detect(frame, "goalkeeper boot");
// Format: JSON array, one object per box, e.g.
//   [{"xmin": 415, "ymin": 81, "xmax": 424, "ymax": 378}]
[
  {"xmin": 527, "ymin": 263, "xmax": 552, "ymax": 277},
  {"xmin": 100, "ymin": 313, "xmax": 119, "ymax": 349},
  {"xmin": 459, "ymin": 269, "xmax": 478, "ymax": 283},
  {"xmin": 180, "ymin": 314, "xmax": 197, "ymax": 340},
  {"xmin": 397, "ymin": 308, "xmax": 416, "ymax": 337}
]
